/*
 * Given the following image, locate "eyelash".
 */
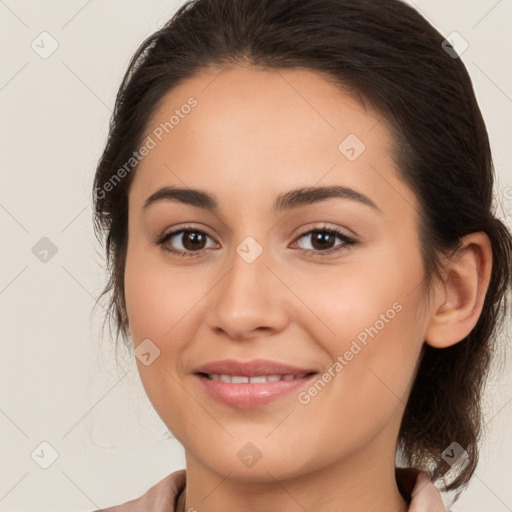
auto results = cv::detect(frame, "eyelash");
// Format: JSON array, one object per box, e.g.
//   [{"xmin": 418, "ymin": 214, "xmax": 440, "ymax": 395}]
[{"xmin": 154, "ymin": 223, "xmax": 358, "ymax": 259}]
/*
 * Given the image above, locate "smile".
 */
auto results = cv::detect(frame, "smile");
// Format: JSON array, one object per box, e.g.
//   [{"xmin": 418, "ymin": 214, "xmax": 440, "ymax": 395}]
[{"xmin": 203, "ymin": 373, "xmax": 310, "ymax": 383}]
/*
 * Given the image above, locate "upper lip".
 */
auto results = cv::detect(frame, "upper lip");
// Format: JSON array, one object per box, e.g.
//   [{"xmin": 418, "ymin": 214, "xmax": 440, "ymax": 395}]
[{"xmin": 194, "ymin": 359, "xmax": 318, "ymax": 377}]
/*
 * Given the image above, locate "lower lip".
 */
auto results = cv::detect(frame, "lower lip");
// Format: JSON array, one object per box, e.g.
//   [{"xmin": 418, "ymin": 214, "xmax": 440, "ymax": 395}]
[{"xmin": 195, "ymin": 373, "xmax": 317, "ymax": 408}]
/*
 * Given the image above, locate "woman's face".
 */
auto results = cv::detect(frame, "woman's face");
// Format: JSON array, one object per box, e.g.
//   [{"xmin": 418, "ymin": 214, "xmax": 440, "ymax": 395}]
[{"xmin": 124, "ymin": 65, "xmax": 431, "ymax": 480}]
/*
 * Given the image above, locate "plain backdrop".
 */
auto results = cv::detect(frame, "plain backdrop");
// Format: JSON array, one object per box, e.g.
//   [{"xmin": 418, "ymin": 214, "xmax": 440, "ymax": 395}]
[{"xmin": 0, "ymin": 1, "xmax": 511, "ymax": 511}]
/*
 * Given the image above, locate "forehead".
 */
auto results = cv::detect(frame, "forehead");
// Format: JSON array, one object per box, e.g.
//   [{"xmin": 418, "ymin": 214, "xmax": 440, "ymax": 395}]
[{"xmin": 128, "ymin": 65, "xmax": 417, "ymax": 219}]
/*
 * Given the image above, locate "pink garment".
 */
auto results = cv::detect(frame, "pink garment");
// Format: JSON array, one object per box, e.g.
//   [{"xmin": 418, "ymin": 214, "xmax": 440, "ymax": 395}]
[{"xmin": 93, "ymin": 467, "xmax": 449, "ymax": 511}]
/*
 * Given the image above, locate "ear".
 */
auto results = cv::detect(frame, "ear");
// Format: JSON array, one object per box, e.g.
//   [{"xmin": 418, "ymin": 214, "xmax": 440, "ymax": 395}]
[{"xmin": 425, "ymin": 232, "xmax": 493, "ymax": 348}]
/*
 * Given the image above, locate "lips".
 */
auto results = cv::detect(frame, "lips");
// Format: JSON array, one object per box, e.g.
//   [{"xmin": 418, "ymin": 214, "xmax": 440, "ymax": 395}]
[{"xmin": 193, "ymin": 358, "xmax": 319, "ymax": 408}]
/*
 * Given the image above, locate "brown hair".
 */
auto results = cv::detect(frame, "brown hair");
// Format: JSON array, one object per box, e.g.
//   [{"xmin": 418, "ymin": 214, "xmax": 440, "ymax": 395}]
[{"xmin": 92, "ymin": 0, "xmax": 512, "ymax": 500}]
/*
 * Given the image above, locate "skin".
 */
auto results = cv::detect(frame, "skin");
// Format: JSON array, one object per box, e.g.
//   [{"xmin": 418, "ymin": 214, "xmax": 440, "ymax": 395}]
[{"xmin": 123, "ymin": 65, "xmax": 492, "ymax": 512}]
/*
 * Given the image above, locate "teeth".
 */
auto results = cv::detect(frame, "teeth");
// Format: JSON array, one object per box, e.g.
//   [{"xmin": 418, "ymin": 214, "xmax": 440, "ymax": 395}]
[
  {"xmin": 248, "ymin": 375, "xmax": 268, "ymax": 383},
  {"xmin": 231, "ymin": 375, "xmax": 249, "ymax": 383},
  {"xmin": 206, "ymin": 373, "xmax": 308, "ymax": 383}
]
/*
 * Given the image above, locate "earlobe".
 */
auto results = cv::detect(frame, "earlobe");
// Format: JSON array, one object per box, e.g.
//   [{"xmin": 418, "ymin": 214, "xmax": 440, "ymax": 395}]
[{"xmin": 424, "ymin": 232, "xmax": 493, "ymax": 349}]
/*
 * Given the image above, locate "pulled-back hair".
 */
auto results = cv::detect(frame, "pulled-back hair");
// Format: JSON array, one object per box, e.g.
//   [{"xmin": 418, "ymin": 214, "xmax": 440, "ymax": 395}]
[{"xmin": 92, "ymin": 0, "xmax": 512, "ymax": 500}]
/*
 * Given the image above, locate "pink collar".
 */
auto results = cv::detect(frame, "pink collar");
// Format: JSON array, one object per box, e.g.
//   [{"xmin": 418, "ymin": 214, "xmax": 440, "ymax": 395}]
[{"xmin": 396, "ymin": 467, "xmax": 448, "ymax": 511}]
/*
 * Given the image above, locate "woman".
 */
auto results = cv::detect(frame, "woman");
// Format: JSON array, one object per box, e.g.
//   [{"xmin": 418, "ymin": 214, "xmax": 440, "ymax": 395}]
[{"xmin": 91, "ymin": 0, "xmax": 512, "ymax": 510}]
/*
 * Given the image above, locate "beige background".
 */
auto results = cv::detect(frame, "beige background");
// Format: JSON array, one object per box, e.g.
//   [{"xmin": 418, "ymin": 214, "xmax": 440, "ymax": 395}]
[{"xmin": 0, "ymin": 0, "xmax": 511, "ymax": 511}]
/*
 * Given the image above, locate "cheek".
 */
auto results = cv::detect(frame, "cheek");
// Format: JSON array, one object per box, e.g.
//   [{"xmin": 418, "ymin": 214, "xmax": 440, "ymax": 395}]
[
  {"xmin": 283, "ymin": 262, "xmax": 410, "ymax": 351},
  {"xmin": 293, "ymin": 251, "xmax": 425, "ymax": 403},
  {"xmin": 124, "ymin": 244, "xmax": 206, "ymax": 343}
]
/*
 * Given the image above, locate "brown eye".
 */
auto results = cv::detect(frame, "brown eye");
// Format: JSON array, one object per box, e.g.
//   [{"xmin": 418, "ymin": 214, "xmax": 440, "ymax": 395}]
[
  {"xmin": 156, "ymin": 228, "xmax": 217, "ymax": 257},
  {"xmin": 304, "ymin": 231, "xmax": 337, "ymax": 251},
  {"xmin": 178, "ymin": 231, "xmax": 208, "ymax": 251},
  {"xmin": 294, "ymin": 227, "xmax": 357, "ymax": 257}
]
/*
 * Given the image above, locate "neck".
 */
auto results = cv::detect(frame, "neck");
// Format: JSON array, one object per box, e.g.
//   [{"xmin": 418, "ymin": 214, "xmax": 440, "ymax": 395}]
[{"xmin": 177, "ymin": 443, "xmax": 409, "ymax": 512}]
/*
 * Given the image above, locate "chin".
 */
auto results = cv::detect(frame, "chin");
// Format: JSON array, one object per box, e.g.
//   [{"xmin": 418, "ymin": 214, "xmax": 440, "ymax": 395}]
[{"xmin": 191, "ymin": 442, "xmax": 313, "ymax": 483}]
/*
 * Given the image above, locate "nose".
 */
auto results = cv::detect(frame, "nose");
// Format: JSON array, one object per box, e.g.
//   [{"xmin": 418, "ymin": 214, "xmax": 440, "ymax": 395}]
[{"xmin": 203, "ymin": 241, "xmax": 290, "ymax": 341}]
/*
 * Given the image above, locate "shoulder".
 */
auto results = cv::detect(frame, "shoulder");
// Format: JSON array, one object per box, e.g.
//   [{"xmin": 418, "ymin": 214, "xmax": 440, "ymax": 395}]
[{"xmin": 90, "ymin": 469, "xmax": 186, "ymax": 512}]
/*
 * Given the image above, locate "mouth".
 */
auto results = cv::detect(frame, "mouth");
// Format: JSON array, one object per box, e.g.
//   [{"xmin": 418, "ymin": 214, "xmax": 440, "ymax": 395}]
[
  {"xmin": 198, "ymin": 372, "xmax": 315, "ymax": 383},
  {"xmin": 193, "ymin": 359, "xmax": 319, "ymax": 408}
]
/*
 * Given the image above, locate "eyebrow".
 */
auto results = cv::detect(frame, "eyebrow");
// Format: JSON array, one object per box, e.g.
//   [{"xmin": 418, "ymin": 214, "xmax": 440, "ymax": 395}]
[{"xmin": 143, "ymin": 184, "xmax": 382, "ymax": 214}]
